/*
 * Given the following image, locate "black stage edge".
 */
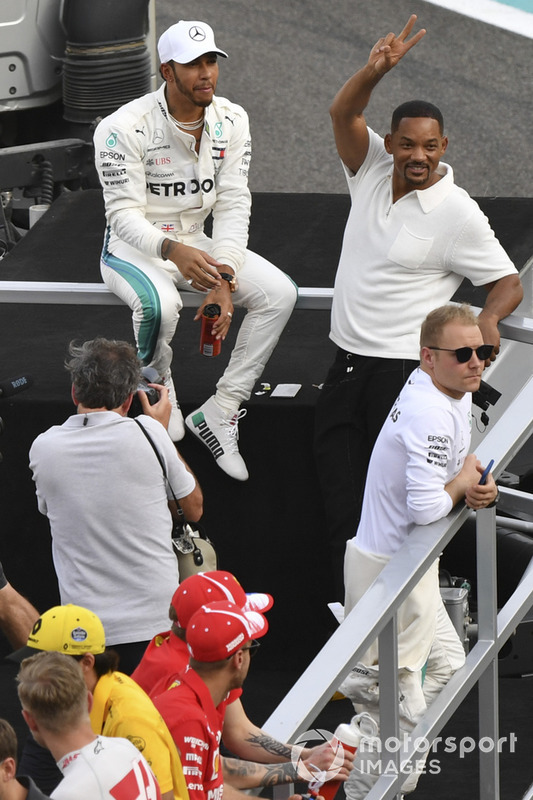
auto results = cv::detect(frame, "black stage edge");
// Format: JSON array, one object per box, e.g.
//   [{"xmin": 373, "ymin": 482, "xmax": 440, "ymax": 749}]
[
  {"xmin": 1, "ymin": 191, "xmax": 533, "ymax": 798},
  {"xmin": 1, "ymin": 190, "xmax": 533, "ymax": 667}
]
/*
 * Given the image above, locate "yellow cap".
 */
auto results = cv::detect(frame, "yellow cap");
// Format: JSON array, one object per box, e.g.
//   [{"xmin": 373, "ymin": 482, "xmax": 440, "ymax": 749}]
[{"xmin": 26, "ymin": 604, "xmax": 106, "ymax": 655}]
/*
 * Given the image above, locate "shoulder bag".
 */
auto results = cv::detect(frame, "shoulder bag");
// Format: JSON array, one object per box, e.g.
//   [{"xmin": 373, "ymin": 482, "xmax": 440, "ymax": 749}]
[{"xmin": 133, "ymin": 419, "xmax": 218, "ymax": 579}]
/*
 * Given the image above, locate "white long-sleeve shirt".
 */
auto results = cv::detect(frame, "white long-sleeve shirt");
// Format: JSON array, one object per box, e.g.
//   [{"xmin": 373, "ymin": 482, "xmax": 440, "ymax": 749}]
[
  {"xmin": 93, "ymin": 84, "xmax": 252, "ymax": 273},
  {"xmin": 354, "ymin": 367, "xmax": 472, "ymax": 557}
]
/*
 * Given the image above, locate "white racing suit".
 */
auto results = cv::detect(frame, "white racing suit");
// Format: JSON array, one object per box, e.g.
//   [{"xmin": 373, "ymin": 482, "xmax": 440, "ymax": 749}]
[
  {"xmin": 93, "ymin": 84, "xmax": 296, "ymax": 409},
  {"xmin": 341, "ymin": 369, "xmax": 470, "ymax": 797},
  {"xmin": 342, "ymin": 543, "xmax": 466, "ymax": 797}
]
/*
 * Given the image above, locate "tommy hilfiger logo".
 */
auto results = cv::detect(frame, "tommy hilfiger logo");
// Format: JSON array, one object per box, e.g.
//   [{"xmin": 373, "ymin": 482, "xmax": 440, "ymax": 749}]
[{"xmin": 190, "ymin": 412, "xmax": 224, "ymax": 459}]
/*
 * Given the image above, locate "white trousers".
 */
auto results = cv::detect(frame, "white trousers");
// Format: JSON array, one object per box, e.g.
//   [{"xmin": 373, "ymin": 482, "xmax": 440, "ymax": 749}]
[
  {"xmin": 101, "ymin": 233, "xmax": 297, "ymax": 410},
  {"xmin": 342, "ymin": 543, "xmax": 466, "ymax": 798}
]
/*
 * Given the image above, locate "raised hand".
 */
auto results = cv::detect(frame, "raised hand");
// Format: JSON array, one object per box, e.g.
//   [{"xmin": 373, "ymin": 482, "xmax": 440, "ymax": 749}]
[{"xmin": 368, "ymin": 14, "xmax": 426, "ymax": 76}]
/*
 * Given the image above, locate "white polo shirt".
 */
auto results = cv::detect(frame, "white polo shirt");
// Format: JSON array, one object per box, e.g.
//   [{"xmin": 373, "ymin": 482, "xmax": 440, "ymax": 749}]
[
  {"xmin": 30, "ymin": 412, "xmax": 196, "ymax": 645},
  {"xmin": 331, "ymin": 128, "xmax": 517, "ymax": 359}
]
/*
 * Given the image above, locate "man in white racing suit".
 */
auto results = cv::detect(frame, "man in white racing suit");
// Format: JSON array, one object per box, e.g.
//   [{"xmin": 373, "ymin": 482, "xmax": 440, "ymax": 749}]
[
  {"xmin": 17, "ymin": 651, "xmax": 167, "ymax": 800},
  {"xmin": 93, "ymin": 20, "xmax": 297, "ymax": 481},
  {"xmin": 341, "ymin": 304, "xmax": 498, "ymax": 798}
]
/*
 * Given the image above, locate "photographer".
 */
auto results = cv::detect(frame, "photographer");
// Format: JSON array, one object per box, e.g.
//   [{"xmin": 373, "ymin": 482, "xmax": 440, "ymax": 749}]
[{"xmin": 29, "ymin": 338, "xmax": 202, "ymax": 673}]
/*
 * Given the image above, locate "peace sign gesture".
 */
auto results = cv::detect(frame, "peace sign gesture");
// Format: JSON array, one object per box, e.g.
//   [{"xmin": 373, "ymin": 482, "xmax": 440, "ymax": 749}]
[{"xmin": 368, "ymin": 14, "xmax": 426, "ymax": 76}]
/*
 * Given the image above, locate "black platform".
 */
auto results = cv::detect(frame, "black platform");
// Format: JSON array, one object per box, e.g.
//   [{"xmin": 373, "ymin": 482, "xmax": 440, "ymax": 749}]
[
  {"xmin": 2, "ymin": 189, "xmax": 533, "ymax": 663},
  {"xmin": 1, "ymin": 191, "xmax": 533, "ymax": 798}
]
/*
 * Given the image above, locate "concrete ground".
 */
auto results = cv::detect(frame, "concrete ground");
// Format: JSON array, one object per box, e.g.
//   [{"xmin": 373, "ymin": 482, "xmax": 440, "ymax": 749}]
[{"xmin": 154, "ymin": 0, "xmax": 533, "ymax": 198}]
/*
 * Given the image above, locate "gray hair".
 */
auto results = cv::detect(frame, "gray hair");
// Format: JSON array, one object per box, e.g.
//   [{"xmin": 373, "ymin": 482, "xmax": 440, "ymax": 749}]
[{"xmin": 66, "ymin": 337, "xmax": 141, "ymax": 410}]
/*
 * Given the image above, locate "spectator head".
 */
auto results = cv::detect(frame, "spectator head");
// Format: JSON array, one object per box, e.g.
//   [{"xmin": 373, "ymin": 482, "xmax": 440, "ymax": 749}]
[
  {"xmin": 158, "ymin": 21, "xmax": 228, "ymax": 66},
  {"xmin": 186, "ymin": 599, "xmax": 268, "ymax": 687},
  {"xmin": 169, "ymin": 571, "xmax": 273, "ymax": 638},
  {"xmin": 0, "ymin": 719, "xmax": 20, "ymax": 791},
  {"xmin": 24, "ymin": 604, "xmax": 106, "ymax": 657},
  {"xmin": 391, "ymin": 100, "xmax": 444, "ymax": 135},
  {"xmin": 17, "ymin": 651, "xmax": 89, "ymax": 743},
  {"xmin": 420, "ymin": 303, "xmax": 479, "ymax": 349},
  {"xmin": 12, "ymin": 604, "xmax": 119, "ymax": 685},
  {"xmin": 420, "ymin": 304, "xmax": 487, "ymax": 398},
  {"xmin": 66, "ymin": 338, "xmax": 141, "ymax": 411},
  {"xmin": 0, "ymin": 718, "xmax": 18, "ymax": 764}
]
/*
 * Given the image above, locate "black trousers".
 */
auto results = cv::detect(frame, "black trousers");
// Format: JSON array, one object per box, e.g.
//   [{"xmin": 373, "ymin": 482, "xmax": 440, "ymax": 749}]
[{"xmin": 314, "ymin": 350, "xmax": 418, "ymax": 601}]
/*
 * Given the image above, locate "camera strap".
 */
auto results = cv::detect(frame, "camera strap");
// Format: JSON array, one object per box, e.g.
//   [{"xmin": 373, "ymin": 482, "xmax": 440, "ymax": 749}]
[
  {"xmin": 133, "ymin": 418, "xmax": 184, "ymax": 518},
  {"xmin": 133, "ymin": 418, "xmax": 214, "ymax": 565}
]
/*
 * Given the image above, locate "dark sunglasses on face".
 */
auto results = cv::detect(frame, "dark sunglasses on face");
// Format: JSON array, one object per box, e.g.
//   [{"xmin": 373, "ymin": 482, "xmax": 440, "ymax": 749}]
[
  {"xmin": 241, "ymin": 640, "xmax": 261, "ymax": 657},
  {"xmin": 428, "ymin": 344, "xmax": 494, "ymax": 363}
]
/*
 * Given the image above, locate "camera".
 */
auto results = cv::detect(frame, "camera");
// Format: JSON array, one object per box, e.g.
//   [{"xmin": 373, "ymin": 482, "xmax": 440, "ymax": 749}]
[
  {"xmin": 472, "ymin": 378, "xmax": 501, "ymax": 412},
  {"xmin": 137, "ymin": 366, "xmax": 162, "ymax": 406},
  {"xmin": 472, "ymin": 378, "xmax": 502, "ymax": 427}
]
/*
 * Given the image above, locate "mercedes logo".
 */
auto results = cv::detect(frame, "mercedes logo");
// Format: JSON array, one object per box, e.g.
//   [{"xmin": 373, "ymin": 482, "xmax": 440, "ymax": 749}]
[{"xmin": 189, "ymin": 25, "xmax": 206, "ymax": 41}]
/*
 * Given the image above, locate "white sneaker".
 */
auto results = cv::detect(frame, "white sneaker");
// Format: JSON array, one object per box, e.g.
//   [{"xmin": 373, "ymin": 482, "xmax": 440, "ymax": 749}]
[
  {"xmin": 185, "ymin": 396, "xmax": 249, "ymax": 481},
  {"xmin": 162, "ymin": 370, "xmax": 185, "ymax": 442}
]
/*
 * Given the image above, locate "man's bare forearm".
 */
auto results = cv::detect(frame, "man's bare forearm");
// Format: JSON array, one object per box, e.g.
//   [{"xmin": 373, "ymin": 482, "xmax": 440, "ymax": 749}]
[
  {"xmin": 330, "ymin": 63, "xmax": 383, "ymax": 121},
  {"xmin": 480, "ymin": 274, "xmax": 523, "ymax": 322},
  {"xmin": 222, "ymin": 756, "xmax": 297, "ymax": 788},
  {"xmin": 241, "ymin": 732, "xmax": 292, "ymax": 761}
]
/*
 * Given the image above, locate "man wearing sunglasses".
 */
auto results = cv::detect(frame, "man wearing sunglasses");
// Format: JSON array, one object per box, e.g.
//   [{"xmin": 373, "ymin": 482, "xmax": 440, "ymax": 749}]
[
  {"xmin": 133, "ymin": 571, "xmax": 351, "ymax": 789},
  {"xmin": 341, "ymin": 303, "xmax": 498, "ymax": 799},
  {"xmin": 314, "ymin": 14, "xmax": 523, "ymax": 602}
]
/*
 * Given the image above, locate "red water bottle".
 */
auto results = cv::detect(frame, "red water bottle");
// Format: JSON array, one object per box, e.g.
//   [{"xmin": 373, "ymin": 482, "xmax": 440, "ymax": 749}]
[{"xmin": 200, "ymin": 304, "xmax": 221, "ymax": 357}]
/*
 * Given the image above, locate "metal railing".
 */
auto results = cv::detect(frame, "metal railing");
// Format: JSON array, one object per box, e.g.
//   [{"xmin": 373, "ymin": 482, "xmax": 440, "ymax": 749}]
[
  {"xmin": 0, "ymin": 279, "xmax": 335, "ymax": 309},
  {"xmin": 2, "ymin": 259, "xmax": 533, "ymax": 799},
  {"xmin": 262, "ymin": 349, "xmax": 533, "ymax": 799}
]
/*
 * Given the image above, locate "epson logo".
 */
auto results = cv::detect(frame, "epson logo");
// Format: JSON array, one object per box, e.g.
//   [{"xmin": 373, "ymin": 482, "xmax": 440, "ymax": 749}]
[{"xmin": 99, "ymin": 151, "xmax": 126, "ymax": 161}]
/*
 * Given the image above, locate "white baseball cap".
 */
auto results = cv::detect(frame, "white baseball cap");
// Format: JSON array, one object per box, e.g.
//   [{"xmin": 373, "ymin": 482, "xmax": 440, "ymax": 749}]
[{"xmin": 158, "ymin": 21, "xmax": 228, "ymax": 65}]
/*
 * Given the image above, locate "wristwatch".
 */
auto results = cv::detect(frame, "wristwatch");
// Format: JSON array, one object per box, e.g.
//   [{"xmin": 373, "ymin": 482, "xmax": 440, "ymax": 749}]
[
  {"xmin": 218, "ymin": 272, "xmax": 238, "ymax": 293},
  {"xmin": 485, "ymin": 490, "xmax": 500, "ymax": 509}
]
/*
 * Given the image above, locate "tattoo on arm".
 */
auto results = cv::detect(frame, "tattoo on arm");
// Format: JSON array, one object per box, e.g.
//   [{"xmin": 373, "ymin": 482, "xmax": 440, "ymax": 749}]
[
  {"xmin": 223, "ymin": 757, "xmax": 297, "ymax": 786},
  {"xmin": 244, "ymin": 733, "xmax": 292, "ymax": 761}
]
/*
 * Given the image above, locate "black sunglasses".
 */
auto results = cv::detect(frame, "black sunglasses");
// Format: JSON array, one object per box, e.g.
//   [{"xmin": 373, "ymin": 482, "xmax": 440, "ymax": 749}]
[
  {"xmin": 428, "ymin": 345, "xmax": 494, "ymax": 363},
  {"xmin": 241, "ymin": 640, "xmax": 261, "ymax": 657}
]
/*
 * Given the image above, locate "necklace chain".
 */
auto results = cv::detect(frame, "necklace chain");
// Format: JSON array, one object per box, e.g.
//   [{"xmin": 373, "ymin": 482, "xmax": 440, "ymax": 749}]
[{"xmin": 170, "ymin": 113, "xmax": 204, "ymax": 132}]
